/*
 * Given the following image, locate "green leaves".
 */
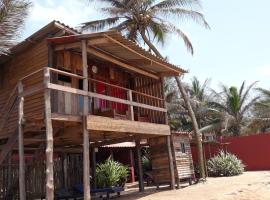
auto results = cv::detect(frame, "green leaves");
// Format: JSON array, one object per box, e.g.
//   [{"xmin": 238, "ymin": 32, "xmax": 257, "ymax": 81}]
[
  {"xmin": 207, "ymin": 150, "xmax": 245, "ymax": 177},
  {"xmin": 96, "ymin": 158, "xmax": 129, "ymax": 188},
  {"xmin": 0, "ymin": 0, "xmax": 31, "ymax": 55}
]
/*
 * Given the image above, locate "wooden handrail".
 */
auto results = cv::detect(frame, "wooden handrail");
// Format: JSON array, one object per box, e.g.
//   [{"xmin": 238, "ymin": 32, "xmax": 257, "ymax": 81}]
[{"xmin": 88, "ymin": 77, "xmax": 164, "ymax": 101}]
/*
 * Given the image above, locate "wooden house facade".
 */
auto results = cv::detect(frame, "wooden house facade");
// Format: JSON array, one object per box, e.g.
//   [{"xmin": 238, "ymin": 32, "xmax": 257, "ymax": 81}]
[
  {"xmin": 0, "ymin": 21, "xmax": 185, "ymax": 199},
  {"xmin": 149, "ymin": 132, "xmax": 195, "ymax": 188}
]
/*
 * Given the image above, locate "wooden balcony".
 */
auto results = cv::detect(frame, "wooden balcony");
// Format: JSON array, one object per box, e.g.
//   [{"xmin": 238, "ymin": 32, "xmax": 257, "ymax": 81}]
[{"xmin": 15, "ymin": 67, "xmax": 170, "ymax": 137}]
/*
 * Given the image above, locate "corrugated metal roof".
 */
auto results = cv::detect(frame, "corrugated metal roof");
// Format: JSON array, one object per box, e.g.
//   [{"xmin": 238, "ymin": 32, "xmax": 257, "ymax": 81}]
[
  {"xmin": 48, "ymin": 31, "xmax": 186, "ymax": 75},
  {"xmin": 0, "ymin": 20, "xmax": 79, "ymax": 64}
]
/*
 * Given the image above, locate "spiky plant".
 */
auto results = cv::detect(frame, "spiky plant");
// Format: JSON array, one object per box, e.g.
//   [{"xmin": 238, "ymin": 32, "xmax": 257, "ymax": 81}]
[
  {"xmin": 96, "ymin": 158, "xmax": 129, "ymax": 188},
  {"xmin": 208, "ymin": 150, "xmax": 245, "ymax": 177},
  {"xmin": 0, "ymin": 0, "xmax": 31, "ymax": 55}
]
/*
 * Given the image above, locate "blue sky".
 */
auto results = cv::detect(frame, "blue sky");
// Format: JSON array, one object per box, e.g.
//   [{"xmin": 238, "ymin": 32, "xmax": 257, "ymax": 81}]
[{"xmin": 22, "ymin": 0, "xmax": 270, "ymax": 90}]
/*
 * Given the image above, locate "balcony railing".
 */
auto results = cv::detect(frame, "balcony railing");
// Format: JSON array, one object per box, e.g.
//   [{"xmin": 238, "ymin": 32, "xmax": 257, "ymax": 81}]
[{"xmin": 19, "ymin": 67, "xmax": 167, "ymax": 124}]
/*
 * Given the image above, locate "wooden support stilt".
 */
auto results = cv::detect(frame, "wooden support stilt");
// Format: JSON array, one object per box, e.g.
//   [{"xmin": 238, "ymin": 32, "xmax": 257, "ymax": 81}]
[
  {"xmin": 82, "ymin": 40, "xmax": 91, "ymax": 200},
  {"xmin": 129, "ymin": 149, "xmax": 135, "ymax": 183},
  {"xmin": 135, "ymin": 140, "xmax": 144, "ymax": 192},
  {"xmin": 91, "ymin": 148, "xmax": 97, "ymax": 189},
  {"xmin": 167, "ymin": 136, "xmax": 175, "ymax": 190},
  {"xmin": 44, "ymin": 68, "xmax": 54, "ymax": 200},
  {"xmin": 18, "ymin": 81, "xmax": 26, "ymax": 200},
  {"xmin": 63, "ymin": 153, "xmax": 68, "ymax": 190}
]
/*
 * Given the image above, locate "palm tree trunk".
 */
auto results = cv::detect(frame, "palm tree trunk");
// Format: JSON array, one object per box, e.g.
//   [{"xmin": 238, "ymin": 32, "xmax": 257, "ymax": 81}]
[{"xmin": 140, "ymin": 30, "xmax": 206, "ymax": 179}]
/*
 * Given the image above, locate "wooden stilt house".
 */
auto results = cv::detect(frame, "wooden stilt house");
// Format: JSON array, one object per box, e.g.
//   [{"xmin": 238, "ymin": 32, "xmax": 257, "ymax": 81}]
[{"xmin": 0, "ymin": 21, "xmax": 185, "ymax": 199}]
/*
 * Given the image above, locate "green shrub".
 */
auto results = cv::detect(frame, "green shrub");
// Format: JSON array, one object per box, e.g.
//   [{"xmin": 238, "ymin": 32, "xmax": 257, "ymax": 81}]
[
  {"xmin": 207, "ymin": 150, "xmax": 245, "ymax": 177},
  {"xmin": 142, "ymin": 155, "xmax": 152, "ymax": 172},
  {"xmin": 96, "ymin": 158, "xmax": 129, "ymax": 188}
]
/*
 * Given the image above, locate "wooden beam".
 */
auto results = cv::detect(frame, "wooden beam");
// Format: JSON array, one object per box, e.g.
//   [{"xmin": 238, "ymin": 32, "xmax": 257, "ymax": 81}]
[
  {"xmin": 90, "ymin": 136, "xmax": 134, "ymax": 148},
  {"xmin": 18, "ymin": 81, "xmax": 26, "ymax": 200},
  {"xmin": 135, "ymin": 140, "xmax": 144, "ymax": 192},
  {"xmin": 54, "ymin": 42, "xmax": 81, "ymax": 51},
  {"xmin": 82, "ymin": 40, "xmax": 91, "ymax": 200},
  {"xmin": 47, "ymin": 83, "xmax": 167, "ymax": 112},
  {"xmin": 51, "ymin": 113, "xmax": 82, "ymax": 122},
  {"xmin": 44, "ymin": 68, "xmax": 54, "ymax": 200},
  {"xmin": 87, "ymin": 47, "xmax": 159, "ymax": 80},
  {"xmin": 87, "ymin": 115, "xmax": 170, "ymax": 136}
]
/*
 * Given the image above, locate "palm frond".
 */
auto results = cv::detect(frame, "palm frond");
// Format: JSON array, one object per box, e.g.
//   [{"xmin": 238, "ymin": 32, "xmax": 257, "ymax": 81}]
[
  {"xmin": 0, "ymin": 0, "xmax": 31, "ymax": 55},
  {"xmin": 164, "ymin": 22, "xmax": 194, "ymax": 54},
  {"xmin": 156, "ymin": 8, "xmax": 209, "ymax": 28},
  {"xmin": 81, "ymin": 17, "xmax": 121, "ymax": 32},
  {"xmin": 239, "ymin": 81, "xmax": 257, "ymax": 109},
  {"xmin": 151, "ymin": 0, "xmax": 201, "ymax": 9}
]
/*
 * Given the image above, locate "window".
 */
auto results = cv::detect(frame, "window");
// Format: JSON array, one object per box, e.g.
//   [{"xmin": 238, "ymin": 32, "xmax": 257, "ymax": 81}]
[{"xmin": 180, "ymin": 143, "xmax": 186, "ymax": 153}]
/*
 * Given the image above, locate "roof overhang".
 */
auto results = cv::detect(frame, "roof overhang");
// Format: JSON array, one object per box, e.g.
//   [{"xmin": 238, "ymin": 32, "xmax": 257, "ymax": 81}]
[{"xmin": 48, "ymin": 31, "xmax": 186, "ymax": 78}]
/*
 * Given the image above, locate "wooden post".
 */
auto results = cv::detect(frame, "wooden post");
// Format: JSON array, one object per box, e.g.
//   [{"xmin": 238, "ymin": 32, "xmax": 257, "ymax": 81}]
[
  {"xmin": 44, "ymin": 68, "xmax": 54, "ymax": 200},
  {"xmin": 63, "ymin": 153, "xmax": 68, "ymax": 190},
  {"xmin": 135, "ymin": 140, "xmax": 144, "ymax": 192},
  {"xmin": 129, "ymin": 149, "xmax": 135, "ymax": 183},
  {"xmin": 18, "ymin": 81, "xmax": 26, "ymax": 200},
  {"xmin": 161, "ymin": 77, "xmax": 176, "ymax": 189},
  {"xmin": 91, "ymin": 148, "xmax": 97, "ymax": 189},
  {"xmin": 127, "ymin": 90, "xmax": 134, "ymax": 120},
  {"xmin": 167, "ymin": 136, "xmax": 175, "ymax": 189},
  {"xmin": 82, "ymin": 40, "xmax": 91, "ymax": 200}
]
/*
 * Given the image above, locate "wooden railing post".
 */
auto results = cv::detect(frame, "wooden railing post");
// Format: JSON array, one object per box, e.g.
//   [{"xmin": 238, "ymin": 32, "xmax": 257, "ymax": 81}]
[
  {"xmin": 44, "ymin": 68, "xmax": 54, "ymax": 200},
  {"xmin": 18, "ymin": 81, "xmax": 26, "ymax": 200},
  {"xmin": 127, "ymin": 90, "xmax": 134, "ymax": 121},
  {"xmin": 82, "ymin": 40, "xmax": 91, "ymax": 200}
]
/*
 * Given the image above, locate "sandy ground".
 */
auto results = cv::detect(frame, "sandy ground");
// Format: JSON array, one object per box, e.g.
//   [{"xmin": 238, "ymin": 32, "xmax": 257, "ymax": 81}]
[{"xmin": 119, "ymin": 171, "xmax": 270, "ymax": 200}]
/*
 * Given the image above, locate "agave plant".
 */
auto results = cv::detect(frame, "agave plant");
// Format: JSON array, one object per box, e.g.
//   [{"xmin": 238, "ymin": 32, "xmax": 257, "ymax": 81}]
[
  {"xmin": 208, "ymin": 150, "xmax": 245, "ymax": 177},
  {"xmin": 0, "ymin": 0, "xmax": 31, "ymax": 55},
  {"xmin": 96, "ymin": 158, "xmax": 129, "ymax": 188}
]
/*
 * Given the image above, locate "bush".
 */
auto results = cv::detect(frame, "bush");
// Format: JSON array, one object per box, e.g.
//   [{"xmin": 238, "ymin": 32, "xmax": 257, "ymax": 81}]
[
  {"xmin": 207, "ymin": 150, "xmax": 245, "ymax": 177},
  {"xmin": 96, "ymin": 158, "xmax": 129, "ymax": 188}
]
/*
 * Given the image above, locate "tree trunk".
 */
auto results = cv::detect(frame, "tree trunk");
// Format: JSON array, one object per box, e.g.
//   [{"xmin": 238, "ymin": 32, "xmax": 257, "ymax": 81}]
[{"xmin": 140, "ymin": 29, "xmax": 206, "ymax": 179}]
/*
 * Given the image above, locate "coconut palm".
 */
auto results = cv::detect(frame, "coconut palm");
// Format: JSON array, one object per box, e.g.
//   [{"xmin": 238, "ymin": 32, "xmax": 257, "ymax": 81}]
[
  {"xmin": 247, "ymin": 88, "xmax": 270, "ymax": 133},
  {"xmin": 0, "ymin": 0, "xmax": 31, "ymax": 55},
  {"xmin": 208, "ymin": 81, "xmax": 259, "ymax": 136},
  {"xmin": 83, "ymin": 0, "xmax": 209, "ymax": 179}
]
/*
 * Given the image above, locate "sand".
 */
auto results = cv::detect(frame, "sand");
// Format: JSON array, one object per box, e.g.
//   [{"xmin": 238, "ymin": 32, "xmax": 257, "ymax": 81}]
[{"xmin": 120, "ymin": 171, "xmax": 270, "ymax": 200}]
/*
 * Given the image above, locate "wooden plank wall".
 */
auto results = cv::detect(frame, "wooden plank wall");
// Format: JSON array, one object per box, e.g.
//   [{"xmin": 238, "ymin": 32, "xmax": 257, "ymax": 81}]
[
  {"xmin": 172, "ymin": 134, "xmax": 195, "ymax": 180},
  {"xmin": 0, "ymin": 154, "xmax": 83, "ymax": 199},
  {"xmin": 0, "ymin": 39, "xmax": 48, "ymax": 138},
  {"xmin": 149, "ymin": 136, "xmax": 173, "ymax": 184},
  {"xmin": 134, "ymin": 77, "xmax": 165, "ymax": 124}
]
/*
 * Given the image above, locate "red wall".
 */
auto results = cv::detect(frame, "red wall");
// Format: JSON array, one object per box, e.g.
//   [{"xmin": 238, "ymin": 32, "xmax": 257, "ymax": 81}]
[{"xmin": 192, "ymin": 133, "xmax": 270, "ymax": 171}]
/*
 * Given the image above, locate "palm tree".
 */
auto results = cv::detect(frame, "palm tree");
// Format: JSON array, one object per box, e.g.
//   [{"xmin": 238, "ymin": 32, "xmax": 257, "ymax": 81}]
[
  {"xmin": 247, "ymin": 88, "xmax": 270, "ymax": 133},
  {"xmin": 0, "ymin": 0, "xmax": 31, "ymax": 55},
  {"xmin": 208, "ymin": 81, "xmax": 259, "ymax": 136},
  {"xmin": 82, "ymin": 0, "xmax": 209, "ymax": 179}
]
